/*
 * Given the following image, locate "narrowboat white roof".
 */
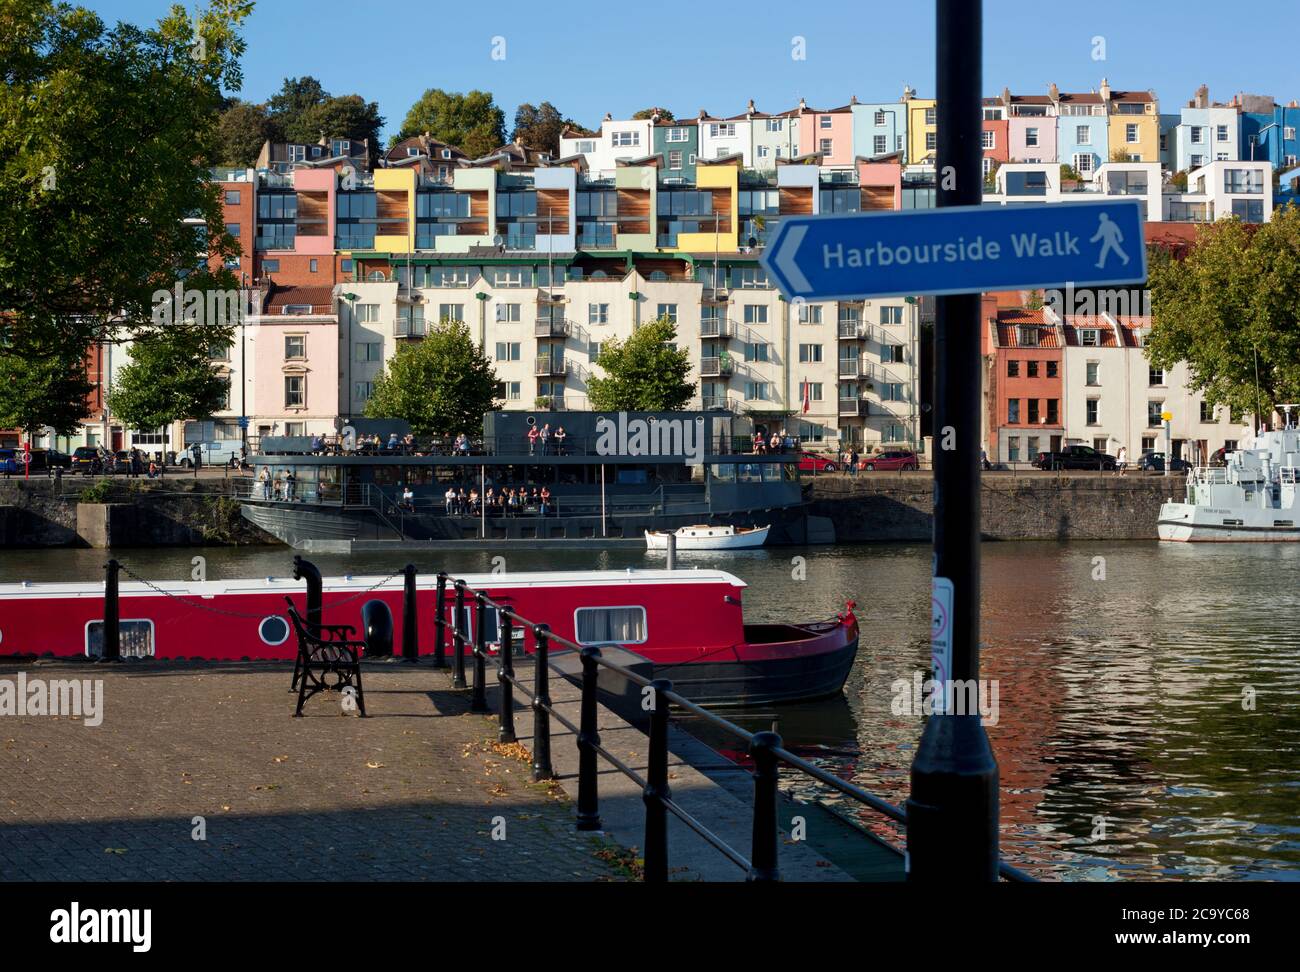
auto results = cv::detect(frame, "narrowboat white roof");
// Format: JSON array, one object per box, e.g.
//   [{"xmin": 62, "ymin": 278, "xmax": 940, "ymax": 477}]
[{"xmin": 0, "ymin": 567, "xmax": 747, "ymax": 600}]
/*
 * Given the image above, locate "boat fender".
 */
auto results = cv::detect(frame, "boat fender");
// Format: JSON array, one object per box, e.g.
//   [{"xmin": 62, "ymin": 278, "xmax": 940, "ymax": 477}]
[{"xmin": 838, "ymin": 599, "xmax": 858, "ymax": 625}]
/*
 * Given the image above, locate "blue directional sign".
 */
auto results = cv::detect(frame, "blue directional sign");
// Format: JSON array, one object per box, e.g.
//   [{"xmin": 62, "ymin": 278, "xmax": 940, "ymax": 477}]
[
  {"xmin": 237, "ymin": 416, "xmax": 249, "ymax": 430},
  {"xmin": 760, "ymin": 200, "xmax": 1147, "ymax": 301}
]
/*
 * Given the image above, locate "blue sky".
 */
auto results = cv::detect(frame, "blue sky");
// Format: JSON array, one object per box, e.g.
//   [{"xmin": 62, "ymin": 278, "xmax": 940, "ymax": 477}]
[{"xmin": 92, "ymin": 0, "xmax": 1298, "ymax": 140}]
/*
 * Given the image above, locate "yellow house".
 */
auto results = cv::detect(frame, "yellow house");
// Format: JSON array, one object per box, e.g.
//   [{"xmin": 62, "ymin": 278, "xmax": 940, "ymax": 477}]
[
  {"xmin": 1103, "ymin": 82, "xmax": 1159, "ymax": 163},
  {"xmin": 674, "ymin": 158, "xmax": 738, "ymax": 253},
  {"xmin": 372, "ymin": 168, "xmax": 416, "ymax": 253},
  {"xmin": 906, "ymin": 97, "xmax": 937, "ymax": 164}
]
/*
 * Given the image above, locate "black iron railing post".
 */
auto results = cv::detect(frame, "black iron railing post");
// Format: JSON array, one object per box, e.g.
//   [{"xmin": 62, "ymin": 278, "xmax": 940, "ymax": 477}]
[
  {"xmin": 452, "ymin": 581, "xmax": 467, "ymax": 688},
  {"xmin": 101, "ymin": 559, "xmax": 121, "ymax": 662},
  {"xmin": 747, "ymin": 730, "xmax": 782, "ymax": 882},
  {"xmin": 576, "ymin": 646, "xmax": 602, "ymax": 831},
  {"xmin": 470, "ymin": 591, "xmax": 489, "ymax": 712},
  {"xmin": 643, "ymin": 678, "xmax": 673, "ymax": 883},
  {"xmin": 433, "ymin": 573, "xmax": 448, "ymax": 669},
  {"xmin": 531, "ymin": 624, "xmax": 555, "ymax": 781},
  {"xmin": 401, "ymin": 563, "xmax": 418, "ymax": 662},
  {"xmin": 497, "ymin": 611, "xmax": 516, "ymax": 743}
]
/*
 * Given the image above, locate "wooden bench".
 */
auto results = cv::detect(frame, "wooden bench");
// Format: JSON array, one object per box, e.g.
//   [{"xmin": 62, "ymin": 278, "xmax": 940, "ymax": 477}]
[{"xmin": 285, "ymin": 599, "xmax": 367, "ymax": 717}]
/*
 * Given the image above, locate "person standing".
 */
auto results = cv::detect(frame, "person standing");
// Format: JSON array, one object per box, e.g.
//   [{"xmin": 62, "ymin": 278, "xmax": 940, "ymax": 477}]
[
  {"xmin": 527, "ymin": 424, "xmax": 539, "ymax": 455},
  {"xmin": 849, "ymin": 447, "xmax": 859, "ymax": 477},
  {"xmin": 258, "ymin": 467, "xmax": 271, "ymax": 500},
  {"xmin": 554, "ymin": 426, "xmax": 567, "ymax": 456},
  {"xmin": 540, "ymin": 485, "xmax": 551, "ymax": 517},
  {"xmin": 1116, "ymin": 445, "xmax": 1128, "ymax": 477},
  {"xmin": 444, "ymin": 484, "xmax": 456, "ymax": 514}
]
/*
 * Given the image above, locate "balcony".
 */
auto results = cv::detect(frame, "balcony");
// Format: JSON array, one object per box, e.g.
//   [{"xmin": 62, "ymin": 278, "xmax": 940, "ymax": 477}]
[
  {"xmin": 700, "ymin": 318, "xmax": 732, "ymax": 339},
  {"xmin": 838, "ymin": 399, "xmax": 867, "ymax": 417},
  {"xmin": 838, "ymin": 321, "xmax": 864, "ymax": 339},
  {"xmin": 535, "ymin": 354, "xmax": 566, "ymax": 377},
  {"xmin": 700, "ymin": 356, "xmax": 734, "ymax": 378},
  {"xmin": 535, "ymin": 318, "xmax": 571, "ymax": 338},
  {"xmin": 838, "ymin": 358, "xmax": 862, "ymax": 379}
]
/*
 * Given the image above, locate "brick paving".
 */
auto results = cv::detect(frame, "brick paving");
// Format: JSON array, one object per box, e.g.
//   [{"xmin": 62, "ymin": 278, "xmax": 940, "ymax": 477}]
[{"xmin": 0, "ymin": 660, "xmax": 624, "ymax": 881}]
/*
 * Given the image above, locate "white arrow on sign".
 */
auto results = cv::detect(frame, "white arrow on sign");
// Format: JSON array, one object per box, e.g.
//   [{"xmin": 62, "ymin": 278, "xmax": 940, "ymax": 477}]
[{"xmin": 774, "ymin": 223, "xmax": 811, "ymax": 293}]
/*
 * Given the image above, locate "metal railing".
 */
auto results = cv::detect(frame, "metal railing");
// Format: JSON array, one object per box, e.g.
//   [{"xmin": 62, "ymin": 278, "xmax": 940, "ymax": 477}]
[{"xmin": 433, "ymin": 572, "xmax": 1035, "ymax": 884}]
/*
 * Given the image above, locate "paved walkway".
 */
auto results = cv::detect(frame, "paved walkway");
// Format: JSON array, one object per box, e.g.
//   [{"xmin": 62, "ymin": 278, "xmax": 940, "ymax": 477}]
[{"xmin": 0, "ymin": 660, "xmax": 623, "ymax": 881}]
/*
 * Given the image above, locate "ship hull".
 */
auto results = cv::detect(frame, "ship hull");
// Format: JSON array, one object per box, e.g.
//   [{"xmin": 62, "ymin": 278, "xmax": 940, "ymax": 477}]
[{"xmin": 1158, "ymin": 501, "xmax": 1300, "ymax": 542}]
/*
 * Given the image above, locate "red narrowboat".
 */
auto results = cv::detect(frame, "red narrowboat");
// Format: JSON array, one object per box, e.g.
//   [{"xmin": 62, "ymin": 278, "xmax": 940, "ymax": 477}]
[{"xmin": 0, "ymin": 569, "xmax": 859, "ymax": 706}]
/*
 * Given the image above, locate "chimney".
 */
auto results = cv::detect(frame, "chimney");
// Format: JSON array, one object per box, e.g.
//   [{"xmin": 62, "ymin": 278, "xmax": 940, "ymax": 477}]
[
  {"xmin": 903, "ymin": 85, "xmax": 914, "ymax": 101},
  {"xmin": 1195, "ymin": 84, "xmax": 1209, "ymax": 109},
  {"xmin": 1048, "ymin": 82, "xmax": 1060, "ymax": 102},
  {"xmin": 1002, "ymin": 86, "xmax": 1011, "ymax": 106},
  {"xmin": 603, "ymin": 112, "xmax": 612, "ymax": 122},
  {"xmin": 1099, "ymin": 78, "xmax": 1111, "ymax": 102},
  {"xmin": 798, "ymin": 97, "xmax": 807, "ymax": 111},
  {"xmin": 650, "ymin": 112, "xmax": 659, "ymax": 124},
  {"xmin": 698, "ymin": 108, "xmax": 707, "ymax": 120},
  {"xmin": 850, "ymin": 94, "xmax": 858, "ymax": 105},
  {"xmin": 747, "ymin": 98, "xmax": 756, "ymax": 114}
]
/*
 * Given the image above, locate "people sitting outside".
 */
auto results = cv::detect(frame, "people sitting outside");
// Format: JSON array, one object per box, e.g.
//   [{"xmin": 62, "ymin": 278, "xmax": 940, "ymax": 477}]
[
  {"xmin": 387, "ymin": 432, "xmax": 399, "ymax": 452},
  {"xmin": 148, "ymin": 459, "xmax": 160, "ymax": 480},
  {"xmin": 311, "ymin": 434, "xmax": 324, "ymax": 454},
  {"xmin": 527, "ymin": 424, "xmax": 539, "ymax": 455},
  {"xmin": 554, "ymin": 426, "xmax": 567, "ymax": 455},
  {"xmin": 467, "ymin": 488, "xmax": 480, "ymax": 515},
  {"xmin": 752, "ymin": 432, "xmax": 766, "ymax": 455},
  {"xmin": 769, "ymin": 431, "xmax": 781, "ymax": 454},
  {"xmin": 454, "ymin": 433, "xmax": 471, "ymax": 456},
  {"xmin": 402, "ymin": 433, "xmax": 415, "ymax": 455},
  {"xmin": 400, "ymin": 485, "xmax": 415, "ymax": 512},
  {"xmin": 783, "ymin": 431, "xmax": 795, "ymax": 452}
]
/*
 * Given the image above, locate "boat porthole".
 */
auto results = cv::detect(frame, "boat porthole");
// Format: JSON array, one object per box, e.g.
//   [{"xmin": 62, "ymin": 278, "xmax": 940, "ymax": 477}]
[{"xmin": 259, "ymin": 615, "xmax": 290, "ymax": 646}]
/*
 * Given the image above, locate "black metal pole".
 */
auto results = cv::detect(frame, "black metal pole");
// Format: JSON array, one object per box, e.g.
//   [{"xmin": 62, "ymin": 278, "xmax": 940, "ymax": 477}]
[
  {"xmin": 531, "ymin": 624, "xmax": 555, "ymax": 781},
  {"xmin": 401, "ymin": 563, "xmax": 418, "ymax": 662},
  {"xmin": 747, "ymin": 730, "xmax": 781, "ymax": 882},
  {"xmin": 906, "ymin": 0, "xmax": 1000, "ymax": 883},
  {"xmin": 452, "ymin": 581, "xmax": 467, "ymax": 688},
  {"xmin": 497, "ymin": 611, "xmax": 516, "ymax": 743},
  {"xmin": 433, "ymin": 573, "xmax": 447, "ymax": 669},
  {"xmin": 470, "ymin": 591, "xmax": 489, "ymax": 712},
  {"xmin": 102, "ymin": 559, "xmax": 121, "ymax": 662},
  {"xmin": 575, "ymin": 646, "xmax": 602, "ymax": 831},
  {"xmin": 292, "ymin": 555, "xmax": 322, "ymax": 628},
  {"xmin": 643, "ymin": 678, "xmax": 673, "ymax": 883}
]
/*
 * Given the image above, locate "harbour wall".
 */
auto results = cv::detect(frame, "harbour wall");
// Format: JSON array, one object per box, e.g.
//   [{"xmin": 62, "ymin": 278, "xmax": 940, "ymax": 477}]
[
  {"xmin": 0, "ymin": 479, "xmax": 276, "ymax": 548},
  {"xmin": 808, "ymin": 472, "xmax": 1181, "ymax": 542}
]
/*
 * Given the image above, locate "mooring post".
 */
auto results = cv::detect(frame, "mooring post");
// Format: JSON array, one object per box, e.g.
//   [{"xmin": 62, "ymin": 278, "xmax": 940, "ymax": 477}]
[
  {"xmin": 906, "ymin": 0, "xmax": 1000, "ymax": 883},
  {"xmin": 643, "ymin": 678, "xmax": 673, "ymax": 883},
  {"xmin": 292, "ymin": 555, "xmax": 322, "ymax": 628},
  {"xmin": 433, "ymin": 572, "xmax": 448, "ymax": 669},
  {"xmin": 665, "ymin": 531, "xmax": 676, "ymax": 570},
  {"xmin": 470, "ymin": 591, "xmax": 489, "ymax": 712},
  {"xmin": 401, "ymin": 563, "xmax": 418, "ymax": 662},
  {"xmin": 747, "ymin": 730, "xmax": 782, "ymax": 882},
  {"xmin": 101, "ymin": 559, "xmax": 121, "ymax": 662},
  {"xmin": 497, "ymin": 610, "xmax": 516, "ymax": 743},
  {"xmin": 452, "ymin": 581, "xmax": 467, "ymax": 688},
  {"xmin": 531, "ymin": 624, "xmax": 555, "ymax": 781},
  {"xmin": 576, "ymin": 646, "xmax": 603, "ymax": 831}
]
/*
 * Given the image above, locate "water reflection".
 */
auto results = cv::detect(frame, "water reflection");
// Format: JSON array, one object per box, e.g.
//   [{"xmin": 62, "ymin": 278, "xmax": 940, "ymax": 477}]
[{"xmin": 2, "ymin": 540, "xmax": 1298, "ymax": 880}]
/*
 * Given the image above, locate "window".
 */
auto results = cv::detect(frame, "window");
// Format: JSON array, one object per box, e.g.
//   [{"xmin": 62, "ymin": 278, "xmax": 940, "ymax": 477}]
[
  {"xmin": 1286, "ymin": 127, "xmax": 1297, "ymax": 141},
  {"xmin": 743, "ymin": 305, "xmax": 768, "ymax": 326},
  {"xmin": 875, "ymin": 110, "xmax": 887, "ymax": 125},
  {"xmin": 1076, "ymin": 126, "xmax": 1091, "ymax": 145},
  {"xmin": 879, "ymin": 306, "xmax": 903, "ymax": 325},
  {"xmin": 820, "ymin": 138, "xmax": 833, "ymax": 155},
  {"xmin": 884, "ymin": 345, "xmax": 904, "ymax": 364},
  {"xmin": 744, "ymin": 381, "xmax": 771, "ymax": 401},
  {"xmin": 820, "ymin": 116, "xmax": 833, "ymax": 130},
  {"xmin": 224, "ymin": 190, "xmax": 241, "ymax": 205},
  {"xmin": 261, "ymin": 259, "xmax": 280, "ymax": 273},
  {"xmin": 225, "ymin": 222, "xmax": 241, "ymax": 238},
  {"xmin": 1216, "ymin": 125, "xmax": 1229, "ymax": 142},
  {"xmin": 611, "ymin": 131, "xmax": 640, "ymax": 147},
  {"xmin": 1086, "ymin": 399, "xmax": 1099, "ymax": 425},
  {"xmin": 284, "ymin": 335, "xmax": 305, "ymax": 360},
  {"xmin": 574, "ymin": 606, "xmax": 646, "ymax": 645},
  {"xmin": 745, "ymin": 342, "xmax": 769, "ymax": 362},
  {"xmin": 284, "ymin": 376, "xmax": 305, "ymax": 408},
  {"xmin": 1149, "ymin": 367, "xmax": 1165, "ymax": 386},
  {"xmin": 1046, "ymin": 399, "xmax": 1058, "ymax": 424},
  {"xmin": 438, "ymin": 303, "xmax": 464, "ymax": 323},
  {"xmin": 1200, "ymin": 401, "xmax": 1216, "ymax": 423},
  {"xmin": 981, "ymin": 131, "xmax": 995, "ymax": 150},
  {"xmin": 494, "ymin": 342, "xmax": 521, "ymax": 361},
  {"xmin": 576, "ymin": 140, "xmax": 595, "ymax": 154},
  {"xmin": 882, "ymin": 382, "xmax": 906, "ymax": 402},
  {"xmin": 1190, "ymin": 126, "xmax": 1203, "ymax": 144},
  {"xmin": 798, "ymin": 344, "xmax": 823, "ymax": 363},
  {"xmin": 1008, "ymin": 399, "xmax": 1020, "ymax": 423},
  {"xmin": 1142, "ymin": 436, "xmax": 1157, "ymax": 453},
  {"xmin": 1126, "ymin": 124, "xmax": 1139, "ymax": 144},
  {"xmin": 798, "ymin": 304, "xmax": 822, "ymax": 324},
  {"xmin": 1028, "ymin": 399, "xmax": 1040, "ymax": 423},
  {"xmin": 495, "ymin": 303, "xmax": 521, "ymax": 323},
  {"xmin": 1074, "ymin": 153, "xmax": 1094, "ymax": 174},
  {"xmin": 666, "ymin": 127, "xmax": 688, "ymax": 142},
  {"xmin": 1007, "ymin": 360, "xmax": 1020, "ymax": 377},
  {"xmin": 656, "ymin": 303, "xmax": 677, "ymax": 324},
  {"xmin": 925, "ymin": 132, "xmax": 937, "ymax": 151},
  {"xmin": 354, "ymin": 342, "xmax": 382, "ymax": 362},
  {"xmin": 1025, "ymin": 127, "xmax": 1039, "ymax": 147},
  {"xmin": 589, "ymin": 303, "xmax": 609, "ymax": 325},
  {"xmin": 925, "ymin": 108, "xmax": 936, "ymax": 125},
  {"xmin": 1080, "ymin": 329, "xmax": 1099, "ymax": 347},
  {"xmin": 668, "ymin": 150, "xmax": 683, "ymax": 170},
  {"xmin": 766, "ymin": 119, "xmax": 783, "ymax": 132},
  {"xmin": 1018, "ymin": 326, "xmax": 1039, "ymax": 347},
  {"xmin": 1046, "ymin": 361, "xmax": 1058, "ymax": 378},
  {"xmin": 709, "ymin": 123, "xmax": 736, "ymax": 138},
  {"xmin": 874, "ymin": 135, "xmax": 887, "ymax": 154},
  {"xmin": 1086, "ymin": 361, "xmax": 1099, "ymax": 386},
  {"xmin": 800, "ymin": 381, "xmax": 824, "ymax": 402},
  {"xmin": 1148, "ymin": 401, "xmax": 1164, "ymax": 427},
  {"xmin": 396, "ymin": 305, "xmax": 426, "ymax": 336},
  {"xmin": 355, "ymin": 303, "xmax": 379, "ymax": 324},
  {"xmin": 505, "ymin": 381, "xmax": 521, "ymax": 401},
  {"xmin": 1008, "ymin": 437, "xmax": 1021, "ymax": 462},
  {"xmin": 1027, "ymin": 360, "xmax": 1039, "ymax": 378}
]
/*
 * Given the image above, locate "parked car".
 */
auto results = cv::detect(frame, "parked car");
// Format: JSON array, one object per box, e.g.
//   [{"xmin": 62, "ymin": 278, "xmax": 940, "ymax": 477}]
[
  {"xmin": 1137, "ymin": 452, "xmax": 1191, "ymax": 473},
  {"xmin": 859, "ymin": 449, "xmax": 919, "ymax": 471},
  {"xmin": 31, "ymin": 448, "xmax": 72, "ymax": 470},
  {"xmin": 1035, "ymin": 445, "xmax": 1117, "ymax": 471},
  {"xmin": 69, "ymin": 446, "xmax": 102, "ymax": 475},
  {"xmin": 0, "ymin": 449, "xmax": 18, "ymax": 474},
  {"xmin": 797, "ymin": 451, "xmax": 838, "ymax": 473},
  {"xmin": 178, "ymin": 440, "xmax": 244, "ymax": 468}
]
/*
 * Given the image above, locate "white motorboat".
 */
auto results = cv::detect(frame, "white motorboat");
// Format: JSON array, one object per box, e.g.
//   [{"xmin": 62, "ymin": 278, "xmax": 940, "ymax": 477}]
[
  {"xmin": 644, "ymin": 524, "xmax": 770, "ymax": 551},
  {"xmin": 1158, "ymin": 405, "xmax": 1300, "ymax": 542}
]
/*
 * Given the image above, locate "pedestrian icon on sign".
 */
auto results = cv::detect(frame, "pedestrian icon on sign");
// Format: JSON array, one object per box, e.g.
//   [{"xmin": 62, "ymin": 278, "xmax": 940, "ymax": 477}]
[{"xmin": 1090, "ymin": 212, "xmax": 1130, "ymax": 270}]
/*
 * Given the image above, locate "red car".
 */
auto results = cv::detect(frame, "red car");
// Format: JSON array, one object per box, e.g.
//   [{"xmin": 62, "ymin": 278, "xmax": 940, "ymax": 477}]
[
  {"xmin": 797, "ymin": 451, "xmax": 839, "ymax": 473},
  {"xmin": 859, "ymin": 449, "xmax": 919, "ymax": 471}
]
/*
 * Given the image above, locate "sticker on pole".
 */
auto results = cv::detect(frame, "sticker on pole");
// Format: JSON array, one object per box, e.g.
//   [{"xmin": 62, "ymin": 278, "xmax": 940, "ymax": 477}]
[{"xmin": 930, "ymin": 577, "xmax": 953, "ymax": 714}]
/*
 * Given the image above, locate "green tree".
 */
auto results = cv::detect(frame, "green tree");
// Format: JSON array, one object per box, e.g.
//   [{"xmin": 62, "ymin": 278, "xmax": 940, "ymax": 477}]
[
  {"xmin": 266, "ymin": 75, "xmax": 327, "ymax": 137},
  {"xmin": 0, "ymin": 339, "xmax": 94, "ymax": 436},
  {"xmin": 632, "ymin": 107, "xmax": 674, "ymax": 121},
  {"xmin": 217, "ymin": 99, "xmax": 272, "ymax": 166},
  {"xmin": 0, "ymin": 0, "xmax": 247, "ymax": 369},
  {"xmin": 1146, "ymin": 205, "xmax": 1300, "ymax": 421},
  {"xmin": 512, "ymin": 101, "xmax": 577, "ymax": 156},
  {"xmin": 364, "ymin": 320, "xmax": 500, "ymax": 436},
  {"xmin": 398, "ymin": 89, "xmax": 506, "ymax": 158},
  {"xmin": 107, "ymin": 327, "xmax": 232, "ymax": 432},
  {"xmin": 588, "ymin": 316, "xmax": 695, "ymax": 411},
  {"xmin": 285, "ymin": 94, "xmax": 383, "ymax": 159}
]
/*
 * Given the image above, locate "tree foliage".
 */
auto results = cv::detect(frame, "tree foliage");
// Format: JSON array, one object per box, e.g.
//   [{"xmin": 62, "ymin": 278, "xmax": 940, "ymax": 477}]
[
  {"xmin": 217, "ymin": 99, "xmax": 273, "ymax": 166},
  {"xmin": 632, "ymin": 107, "xmax": 674, "ymax": 121},
  {"xmin": 0, "ymin": 337, "xmax": 94, "ymax": 435},
  {"xmin": 265, "ymin": 77, "xmax": 383, "ymax": 160},
  {"xmin": 588, "ymin": 316, "xmax": 695, "ymax": 411},
  {"xmin": 107, "ymin": 327, "xmax": 232, "ymax": 431},
  {"xmin": 0, "ymin": 0, "xmax": 248, "ymax": 378},
  {"xmin": 512, "ymin": 102, "xmax": 578, "ymax": 157},
  {"xmin": 398, "ymin": 89, "xmax": 506, "ymax": 158},
  {"xmin": 1146, "ymin": 205, "xmax": 1300, "ymax": 420},
  {"xmin": 363, "ymin": 320, "xmax": 500, "ymax": 436}
]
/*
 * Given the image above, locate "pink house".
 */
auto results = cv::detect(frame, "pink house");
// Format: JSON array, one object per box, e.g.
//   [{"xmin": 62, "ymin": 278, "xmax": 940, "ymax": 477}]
[
  {"xmin": 798, "ymin": 102, "xmax": 856, "ymax": 168},
  {"xmin": 246, "ymin": 285, "xmax": 340, "ymax": 437},
  {"xmin": 289, "ymin": 168, "xmax": 338, "ymax": 256},
  {"xmin": 856, "ymin": 156, "xmax": 903, "ymax": 209},
  {"xmin": 1005, "ymin": 94, "xmax": 1058, "ymax": 163}
]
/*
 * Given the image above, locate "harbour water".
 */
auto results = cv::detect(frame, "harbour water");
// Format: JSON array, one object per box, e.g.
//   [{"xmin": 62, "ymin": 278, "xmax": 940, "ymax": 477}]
[{"xmin": 3, "ymin": 540, "xmax": 1297, "ymax": 881}]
